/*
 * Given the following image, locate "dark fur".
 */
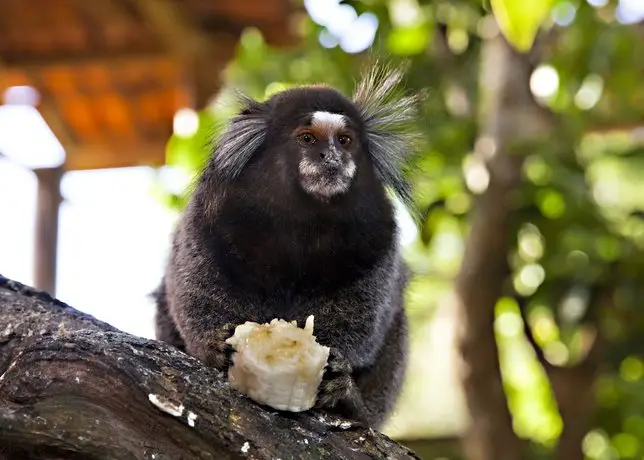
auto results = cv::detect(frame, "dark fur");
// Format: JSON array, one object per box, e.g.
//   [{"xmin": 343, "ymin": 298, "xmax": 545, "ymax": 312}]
[{"xmin": 154, "ymin": 68, "xmax": 417, "ymax": 428}]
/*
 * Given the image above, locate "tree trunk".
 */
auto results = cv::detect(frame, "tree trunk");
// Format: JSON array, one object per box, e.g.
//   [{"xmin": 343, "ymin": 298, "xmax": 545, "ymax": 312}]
[
  {"xmin": 0, "ymin": 275, "xmax": 419, "ymax": 460},
  {"xmin": 452, "ymin": 28, "xmax": 554, "ymax": 460}
]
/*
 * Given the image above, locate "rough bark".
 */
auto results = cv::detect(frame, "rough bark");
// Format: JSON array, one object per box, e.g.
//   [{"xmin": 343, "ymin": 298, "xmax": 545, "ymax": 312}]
[
  {"xmin": 397, "ymin": 437, "xmax": 462, "ymax": 460},
  {"xmin": 0, "ymin": 275, "xmax": 419, "ymax": 460},
  {"xmin": 452, "ymin": 29, "xmax": 554, "ymax": 460}
]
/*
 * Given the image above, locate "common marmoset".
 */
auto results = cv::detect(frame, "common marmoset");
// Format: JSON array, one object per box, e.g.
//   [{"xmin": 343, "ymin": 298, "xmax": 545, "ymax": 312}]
[{"xmin": 154, "ymin": 64, "xmax": 420, "ymax": 428}]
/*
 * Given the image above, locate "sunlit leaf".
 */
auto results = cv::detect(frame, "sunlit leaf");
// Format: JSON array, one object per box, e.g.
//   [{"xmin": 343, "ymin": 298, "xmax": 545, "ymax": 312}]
[
  {"xmin": 536, "ymin": 189, "xmax": 566, "ymax": 219},
  {"xmin": 611, "ymin": 432, "xmax": 640, "ymax": 458},
  {"xmin": 490, "ymin": 0, "xmax": 555, "ymax": 52},
  {"xmin": 387, "ymin": 23, "xmax": 432, "ymax": 55}
]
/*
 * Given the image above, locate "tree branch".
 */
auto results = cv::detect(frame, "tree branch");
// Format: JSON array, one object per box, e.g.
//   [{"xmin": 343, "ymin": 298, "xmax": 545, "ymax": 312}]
[
  {"xmin": 516, "ymin": 290, "xmax": 603, "ymax": 376},
  {"xmin": 515, "ymin": 286, "xmax": 606, "ymax": 460},
  {"xmin": 0, "ymin": 275, "xmax": 419, "ymax": 460},
  {"xmin": 515, "ymin": 294, "xmax": 549, "ymax": 369}
]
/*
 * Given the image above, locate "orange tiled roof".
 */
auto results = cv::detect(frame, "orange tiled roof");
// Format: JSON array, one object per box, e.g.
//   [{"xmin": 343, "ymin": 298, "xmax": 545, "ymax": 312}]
[{"xmin": 0, "ymin": 0, "xmax": 297, "ymax": 170}]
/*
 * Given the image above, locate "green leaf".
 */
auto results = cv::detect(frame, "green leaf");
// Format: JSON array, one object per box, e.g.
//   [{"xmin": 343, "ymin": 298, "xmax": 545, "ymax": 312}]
[
  {"xmin": 387, "ymin": 23, "xmax": 432, "ymax": 56},
  {"xmin": 490, "ymin": 0, "xmax": 555, "ymax": 52}
]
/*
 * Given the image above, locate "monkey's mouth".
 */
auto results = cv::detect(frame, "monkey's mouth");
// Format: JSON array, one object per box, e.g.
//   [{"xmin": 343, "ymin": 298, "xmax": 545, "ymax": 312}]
[{"xmin": 298, "ymin": 158, "xmax": 356, "ymax": 200}]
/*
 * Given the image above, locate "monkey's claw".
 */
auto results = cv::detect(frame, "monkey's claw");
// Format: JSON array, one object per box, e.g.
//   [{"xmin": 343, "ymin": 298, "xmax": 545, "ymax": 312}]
[
  {"xmin": 316, "ymin": 348, "xmax": 353, "ymax": 407},
  {"xmin": 199, "ymin": 323, "xmax": 237, "ymax": 370},
  {"xmin": 315, "ymin": 348, "xmax": 369, "ymax": 425}
]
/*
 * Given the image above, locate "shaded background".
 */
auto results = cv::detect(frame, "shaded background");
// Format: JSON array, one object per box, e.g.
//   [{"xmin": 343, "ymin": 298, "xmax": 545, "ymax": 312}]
[{"xmin": 2, "ymin": 0, "xmax": 644, "ymax": 459}]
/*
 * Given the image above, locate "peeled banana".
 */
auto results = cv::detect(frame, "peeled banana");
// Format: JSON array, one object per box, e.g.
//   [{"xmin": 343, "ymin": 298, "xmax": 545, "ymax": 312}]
[{"xmin": 225, "ymin": 315, "xmax": 330, "ymax": 412}]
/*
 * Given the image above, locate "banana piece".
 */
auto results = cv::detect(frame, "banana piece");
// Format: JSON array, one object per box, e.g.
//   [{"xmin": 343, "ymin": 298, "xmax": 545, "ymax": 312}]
[{"xmin": 225, "ymin": 315, "xmax": 330, "ymax": 412}]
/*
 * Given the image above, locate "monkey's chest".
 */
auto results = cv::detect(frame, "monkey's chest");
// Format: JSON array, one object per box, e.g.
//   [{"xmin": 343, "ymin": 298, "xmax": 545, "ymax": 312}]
[
  {"xmin": 235, "ymin": 236, "xmax": 369, "ymax": 293},
  {"xmin": 242, "ymin": 247, "xmax": 350, "ymax": 293}
]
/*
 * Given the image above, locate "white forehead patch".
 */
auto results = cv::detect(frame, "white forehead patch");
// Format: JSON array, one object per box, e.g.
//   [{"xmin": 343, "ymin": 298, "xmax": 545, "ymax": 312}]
[{"xmin": 311, "ymin": 111, "xmax": 345, "ymax": 132}]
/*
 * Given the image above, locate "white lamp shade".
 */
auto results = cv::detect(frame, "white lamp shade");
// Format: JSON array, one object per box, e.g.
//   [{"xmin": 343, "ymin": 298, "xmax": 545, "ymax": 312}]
[{"xmin": 0, "ymin": 104, "xmax": 66, "ymax": 169}]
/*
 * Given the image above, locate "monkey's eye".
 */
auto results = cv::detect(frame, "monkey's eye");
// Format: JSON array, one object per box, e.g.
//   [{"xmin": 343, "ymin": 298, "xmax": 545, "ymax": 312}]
[
  {"xmin": 298, "ymin": 133, "xmax": 316, "ymax": 145},
  {"xmin": 338, "ymin": 135, "xmax": 352, "ymax": 146}
]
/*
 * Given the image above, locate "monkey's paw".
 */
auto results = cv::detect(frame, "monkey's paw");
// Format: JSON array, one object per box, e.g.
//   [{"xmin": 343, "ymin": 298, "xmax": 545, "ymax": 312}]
[
  {"xmin": 315, "ymin": 348, "xmax": 369, "ymax": 425},
  {"xmin": 196, "ymin": 323, "xmax": 237, "ymax": 371}
]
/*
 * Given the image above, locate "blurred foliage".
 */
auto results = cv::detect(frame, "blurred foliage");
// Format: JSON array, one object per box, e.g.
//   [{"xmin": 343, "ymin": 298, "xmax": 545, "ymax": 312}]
[
  {"xmin": 159, "ymin": 0, "xmax": 644, "ymax": 458},
  {"xmin": 491, "ymin": 0, "xmax": 555, "ymax": 51}
]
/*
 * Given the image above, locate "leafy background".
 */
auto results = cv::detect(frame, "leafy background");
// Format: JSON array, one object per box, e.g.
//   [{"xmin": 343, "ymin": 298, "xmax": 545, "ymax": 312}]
[{"xmin": 158, "ymin": 1, "xmax": 644, "ymax": 458}]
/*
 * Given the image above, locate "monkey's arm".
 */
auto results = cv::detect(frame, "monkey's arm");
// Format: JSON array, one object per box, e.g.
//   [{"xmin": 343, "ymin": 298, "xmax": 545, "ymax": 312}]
[
  {"xmin": 354, "ymin": 306, "xmax": 408, "ymax": 427},
  {"xmin": 311, "ymin": 256, "xmax": 408, "ymax": 427},
  {"xmin": 315, "ymin": 305, "xmax": 408, "ymax": 428},
  {"xmin": 163, "ymin": 265, "xmax": 258, "ymax": 370},
  {"xmin": 153, "ymin": 281, "xmax": 186, "ymax": 351}
]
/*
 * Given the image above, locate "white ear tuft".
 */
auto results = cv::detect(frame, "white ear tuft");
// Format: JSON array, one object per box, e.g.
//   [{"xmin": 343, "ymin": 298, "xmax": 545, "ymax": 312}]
[
  {"xmin": 353, "ymin": 61, "xmax": 422, "ymax": 212},
  {"xmin": 211, "ymin": 92, "xmax": 269, "ymax": 182}
]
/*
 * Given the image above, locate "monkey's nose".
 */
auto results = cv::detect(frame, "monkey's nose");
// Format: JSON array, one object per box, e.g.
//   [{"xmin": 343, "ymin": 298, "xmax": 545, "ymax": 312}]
[
  {"xmin": 320, "ymin": 148, "xmax": 341, "ymax": 164},
  {"xmin": 320, "ymin": 151, "xmax": 341, "ymax": 166}
]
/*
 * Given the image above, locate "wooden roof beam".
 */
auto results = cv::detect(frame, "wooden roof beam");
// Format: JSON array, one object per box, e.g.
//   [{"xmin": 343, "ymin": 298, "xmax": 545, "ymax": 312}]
[
  {"xmin": 129, "ymin": 0, "xmax": 238, "ymax": 109},
  {"xmin": 27, "ymin": 75, "xmax": 78, "ymax": 150},
  {"xmin": 2, "ymin": 51, "xmax": 170, "ymax": 72},
  {"xmin": 64, "ymin": 141, "xmax": 167, "ymax": 171}
]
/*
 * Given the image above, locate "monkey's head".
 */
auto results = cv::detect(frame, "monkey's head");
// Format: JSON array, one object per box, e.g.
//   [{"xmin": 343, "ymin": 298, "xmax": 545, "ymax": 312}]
[
  {"xmin": 248, "ymin": 87, "xmax": 369, "ymax": 203},
  {"xmin": 204, "ymin": 63, "xmax": 420, "ymax": 214}
]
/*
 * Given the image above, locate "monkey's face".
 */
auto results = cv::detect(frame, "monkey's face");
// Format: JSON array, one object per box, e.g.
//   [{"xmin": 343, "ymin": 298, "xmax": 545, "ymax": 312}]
[
  {"xmin": 210, "ymin": 78, "xmax": 416, "ymax": 211},
  {"xmin": 252, "ymin": 87, "xmax": 370, "ymax": 204},
  {"xmin": 293, "ymin": 111, "xmax": 359, "ymax": 201}
]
